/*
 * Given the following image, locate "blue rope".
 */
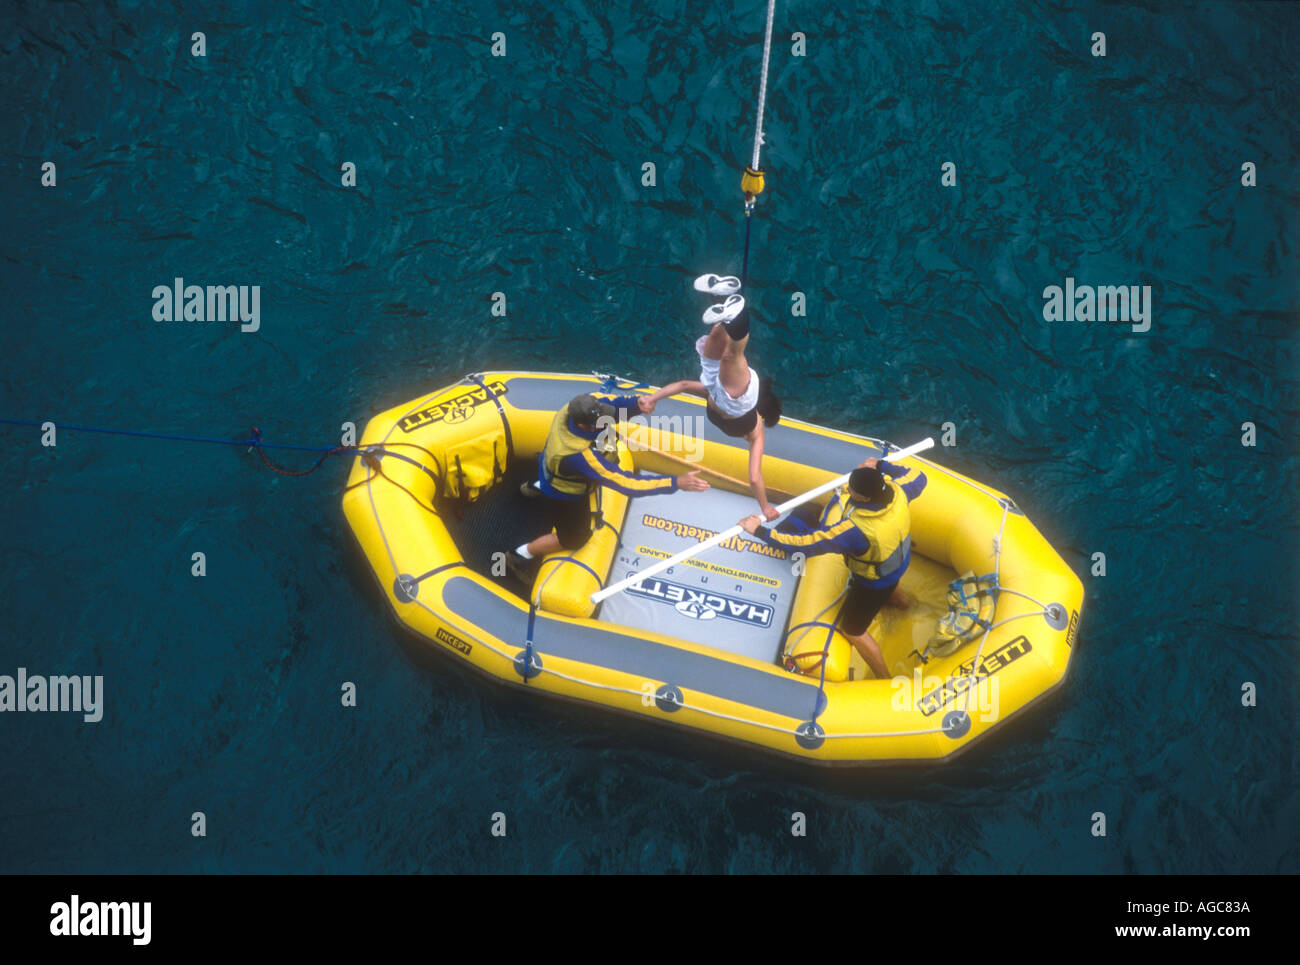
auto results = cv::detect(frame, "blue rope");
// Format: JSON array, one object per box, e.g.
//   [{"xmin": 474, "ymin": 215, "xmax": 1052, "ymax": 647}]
[
  {"xmin": 408, "ymin": 561, "xmax": 466, "ymax": 586},
  {"xmin": 523, "ymin": 601, "xmax": 538, "ymax": 685},
  {"xmin": 811, "ymin": 621, "xmax": 834, "ymax": 723},
  {"xmin": 781, "ymin": 619, "xmax": 836, "ymax": 719},
  {"xmin": 948, "ymin": 572, "xmax": 1002, "ymax": 622},
  {"xmin": 0, "ymin": 418, "xmax": 332, "ymax": 453},
  {"xmin": 542, "ymin": 555, "xmax": 603, "ymax": 588},
  {"xmin": 741, "ymin": 212, "xmax": 754, "ymax": 287},
  {"xmin": 520, "ymin": 557, "xmax": 603, "ymax": 681},
  {"xmin": 784, "ymin": 619, "xmax": 841, "ymax": 642}
]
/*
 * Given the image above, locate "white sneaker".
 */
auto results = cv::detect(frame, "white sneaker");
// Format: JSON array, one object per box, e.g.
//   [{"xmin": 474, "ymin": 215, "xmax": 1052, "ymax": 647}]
[
  {"xmin": 702, "ymin": 294, "xmax": 746, "ymax": 325},
  {"xmin": 693, "ymin": 274, "xmax": 742, "ymax": 296}
]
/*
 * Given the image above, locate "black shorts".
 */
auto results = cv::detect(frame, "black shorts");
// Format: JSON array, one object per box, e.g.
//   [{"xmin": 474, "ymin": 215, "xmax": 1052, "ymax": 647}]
[
  {"xmin": 706, "ymin": 402, "xmax": 758, "ymax": 438},
  {"xmin": 838, "ymin": 579, "xmax": 897, "ymax": 636},
  {"xmin": 546, "ymin": 495, "xmax": 592, "ymax": 551}
]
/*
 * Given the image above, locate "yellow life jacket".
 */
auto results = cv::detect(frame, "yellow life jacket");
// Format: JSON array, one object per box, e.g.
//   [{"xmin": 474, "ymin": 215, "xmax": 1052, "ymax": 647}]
[
  {"xmin": 836, "ymin": 480, "xmax": 912, "ymax": 583},
  {"xmin": 541, "ymin": 404, "xmax": 618, "ymax": 496},
  {"xmin": 927, "ymin": 571, "xmax": 999, "ymax": 657}
]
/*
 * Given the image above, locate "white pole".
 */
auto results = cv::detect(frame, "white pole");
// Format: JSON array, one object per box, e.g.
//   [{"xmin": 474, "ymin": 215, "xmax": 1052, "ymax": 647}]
[{"xmin": 591, "ymin": 437, "xmax": 935, "ymax": 604}]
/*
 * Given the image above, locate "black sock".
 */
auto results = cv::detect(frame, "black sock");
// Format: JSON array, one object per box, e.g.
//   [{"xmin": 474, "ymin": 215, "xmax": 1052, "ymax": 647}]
[{"xmin": 723, "ymin": 305, "xmax": 751, "ymax": 341}]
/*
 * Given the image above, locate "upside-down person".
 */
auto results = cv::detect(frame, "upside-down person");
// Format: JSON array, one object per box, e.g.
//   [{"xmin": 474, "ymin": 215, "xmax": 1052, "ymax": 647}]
[
  {"xmin": 639, "ymin": 273, "xmax": 783, "ymax": 521},
  {"xmin": 738, "ymin": 457, "xmax": 928, "ymax": 679},
  {"xmin": 510, "ymin": 393, "xmax": 709, "ymax": 575}
]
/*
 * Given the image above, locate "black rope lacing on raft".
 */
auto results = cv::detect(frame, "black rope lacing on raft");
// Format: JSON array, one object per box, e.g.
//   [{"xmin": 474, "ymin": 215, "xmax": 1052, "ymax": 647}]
[
  {"xmin": 341, "ymin": 447, "xmax": 445, "ymax": 517},
  {"xmin": 465, "ymin": 372, "xmax": 514, "ymax": 461},
  {"xmin": 0, "ymin": 417, "xmax": 446, "ymax": 520}
]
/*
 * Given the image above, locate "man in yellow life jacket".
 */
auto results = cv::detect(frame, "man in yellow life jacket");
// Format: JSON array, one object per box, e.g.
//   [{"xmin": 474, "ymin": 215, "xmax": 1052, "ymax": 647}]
[
  {"xmin": 511, "ymin": 393, "xmax": 710, "ymax": 571},
  {"xmin": 739, "ymin": 457, "xmax": 928, "ymax": 679}
]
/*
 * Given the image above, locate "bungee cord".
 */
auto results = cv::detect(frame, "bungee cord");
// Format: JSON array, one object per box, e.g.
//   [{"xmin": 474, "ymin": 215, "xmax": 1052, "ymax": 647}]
[{"xmin": 739, "ymin": 0, "xmax": 778, "ymax": 285}]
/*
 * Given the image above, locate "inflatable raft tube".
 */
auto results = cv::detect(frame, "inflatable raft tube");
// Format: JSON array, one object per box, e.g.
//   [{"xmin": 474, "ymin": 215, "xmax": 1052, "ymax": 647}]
[{"xmin": 342, "ymin": 371, "xmax": 1084, "ymax": 766}]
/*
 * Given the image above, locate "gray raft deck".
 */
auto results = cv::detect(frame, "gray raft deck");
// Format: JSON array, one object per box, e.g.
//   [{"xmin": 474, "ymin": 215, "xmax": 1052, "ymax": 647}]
[
  {"xmin": 435, "ymin": 459, "xmax": 834, "ymax": 725},
  {"xmin": 600, "ymin": 487, "xmax": 798, "ymax": 665}
]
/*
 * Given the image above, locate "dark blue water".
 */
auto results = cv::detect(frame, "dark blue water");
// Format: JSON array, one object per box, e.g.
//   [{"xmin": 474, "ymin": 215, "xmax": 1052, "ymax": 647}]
[{"xmin": 2, "ymin": 0, "xmax": 1296, "ymax": 873}]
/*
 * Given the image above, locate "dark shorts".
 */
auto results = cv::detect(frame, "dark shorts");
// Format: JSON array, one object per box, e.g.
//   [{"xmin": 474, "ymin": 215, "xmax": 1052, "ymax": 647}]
[
  {"xmin": 705, "ymin": 402, "xmax": 758, "ymax": 438},
  {"xmin": 838, "ymin": 579, "xmax": 897, "ymax": 636},
  {"xmin": 546, "ymin": 495, "xmax": 593, "ymax": 550}
]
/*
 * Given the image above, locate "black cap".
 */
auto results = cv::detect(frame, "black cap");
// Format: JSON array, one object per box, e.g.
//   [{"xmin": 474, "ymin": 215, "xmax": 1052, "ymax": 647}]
[
  {"xmin": 568, "ymin": 394, "xmax": 616, "ymax": 427},
  {"xmin": 849, "ymin": 467, "xmax": 887, "ymax": 502}
]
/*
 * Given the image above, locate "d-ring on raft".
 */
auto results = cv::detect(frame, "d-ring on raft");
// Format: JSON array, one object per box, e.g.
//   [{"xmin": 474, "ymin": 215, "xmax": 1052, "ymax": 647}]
[{"xmin": 342, "ymin": 371, "xmax": 1084, "ymax": 766}]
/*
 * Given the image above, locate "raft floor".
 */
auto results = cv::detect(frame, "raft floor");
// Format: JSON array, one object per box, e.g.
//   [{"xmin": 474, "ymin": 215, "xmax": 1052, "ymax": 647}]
[
  {"xmin": 441, "ymin": 460, "xmax": 952, "ymax": 677},
  {"xmin": 868, "ymin": 555, "xmax": 953, "ymax": 679},
  {"xmin": 599, "ymin": 487, "xmax": 799, "ymax": 664}
]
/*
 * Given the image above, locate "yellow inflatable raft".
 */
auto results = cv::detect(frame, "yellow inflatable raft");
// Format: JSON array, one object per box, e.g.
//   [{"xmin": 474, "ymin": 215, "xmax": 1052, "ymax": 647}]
[{"xmin": 342, "ymin": 371, "xmax": 1084, "ymax": 766}]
